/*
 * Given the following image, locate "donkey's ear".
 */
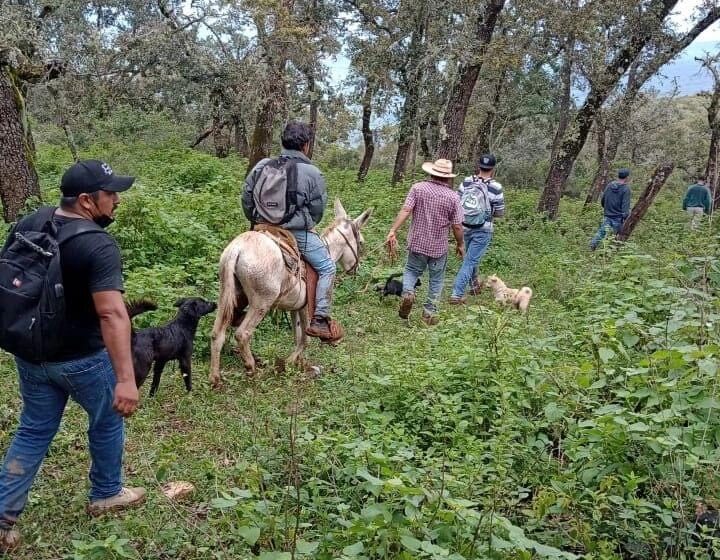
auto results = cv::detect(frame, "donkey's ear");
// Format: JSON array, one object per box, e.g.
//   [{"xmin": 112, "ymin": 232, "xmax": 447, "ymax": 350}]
[
  {"xmin": 174, "ymin": 298, "xmax": 188, "ymax": 307},
  {"xmin": 334, "ymin": 198, "xmax": 348, "ymax": 220},
  {"xmin": 354, "ymin": 207, "xmax": 373, "ymax": 229}
]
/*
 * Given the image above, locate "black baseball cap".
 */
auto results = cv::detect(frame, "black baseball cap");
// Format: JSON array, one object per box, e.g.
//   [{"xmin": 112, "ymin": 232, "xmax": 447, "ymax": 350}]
[
  {"xmin": 478, "ymin": 153, "xmax": 496, "ymax": 170},
  {"xmin": 618, "ymin": 168, "xmax": 630, "ymax": 179},
  {"xmin": 60, "ymin": 160, "xmax": 135, "ymax": 197}
]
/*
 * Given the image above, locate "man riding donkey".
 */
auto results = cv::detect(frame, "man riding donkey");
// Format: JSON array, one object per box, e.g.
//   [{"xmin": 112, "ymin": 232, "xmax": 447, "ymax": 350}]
[{"xmin": 242, "ymin": 121, "xmax": 344, "ymax": 343}]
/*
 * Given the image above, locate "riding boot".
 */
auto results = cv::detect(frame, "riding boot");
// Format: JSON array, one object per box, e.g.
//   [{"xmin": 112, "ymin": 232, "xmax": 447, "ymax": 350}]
[{"xmin": 306, "ymin": 316, "xmax": 345, "ymax": 343}]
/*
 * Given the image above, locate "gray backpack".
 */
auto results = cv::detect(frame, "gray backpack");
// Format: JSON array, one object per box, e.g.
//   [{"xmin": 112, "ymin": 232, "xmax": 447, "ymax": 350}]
[
  {"xmin": 251, "ymin": 157, "xmax": 298, "ymax": 225},
  {"xmin": 460, "ymin": 176, "xmax": 493, "ymax": 227}
]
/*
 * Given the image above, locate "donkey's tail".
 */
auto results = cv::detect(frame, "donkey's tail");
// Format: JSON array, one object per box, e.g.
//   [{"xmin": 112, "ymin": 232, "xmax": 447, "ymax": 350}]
[
  {"xmin": 125, "ymin": 299, "xmax": 158, "ymax": 319},
  {"xmin": 217, "ymin": 242, "xmax": 245, "ymax": 327}
]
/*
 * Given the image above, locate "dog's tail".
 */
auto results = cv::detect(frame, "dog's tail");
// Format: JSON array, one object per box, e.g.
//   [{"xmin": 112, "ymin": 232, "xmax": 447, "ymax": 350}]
[
  {"xmin": 386, "ymin": 272, "xmax": 403, "ymax": 282},
  {"xmin": 515, "ymin": 287, "xmax": 533, "ymax": 313},
  {"xmin": 126, "ymin": 299, "xmax": 158, "ymax": 319}
]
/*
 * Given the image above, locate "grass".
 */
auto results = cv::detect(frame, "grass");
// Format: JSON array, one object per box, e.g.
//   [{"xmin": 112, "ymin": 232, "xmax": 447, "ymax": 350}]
[{"xmin": 2, "ymin": 143, "xmax": 720, "ymax": 558}]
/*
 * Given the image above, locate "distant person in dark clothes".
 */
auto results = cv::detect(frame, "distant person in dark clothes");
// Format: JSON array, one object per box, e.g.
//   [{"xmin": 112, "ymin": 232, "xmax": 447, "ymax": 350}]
[
  {"xmin": 590, "ymin": 168, "xmax": 631, "ymax": 251},
  {"xmin": 683, "ymin": 175, "xmax": 712, "ymax": 230}
]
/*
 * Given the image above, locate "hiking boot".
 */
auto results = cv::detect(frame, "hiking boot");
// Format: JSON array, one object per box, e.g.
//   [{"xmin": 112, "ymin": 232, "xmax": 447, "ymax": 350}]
[
  {"xmin": 422, "ymin": 312, "xmax": 439, "ymax": 326},
  {"xmin": 469, "ymin": 280, "xmax": 483, "ymax": 296},
  {"xmin": 87, "ymin": 487, "xmax": 147, "ymax": 517},
  {"xmin": 448, "ymin": 296, "xmax": 466, "ymax": 305},
  {"xmin": 306, "ymin": 317, "xmax": 344, "ymax": 343},
  {"xmin": 398, "ymin": 293, "xmax": 415, "ymax": 319},
  {"xmin": 0, "ymin": 527, "xmax": 20, "ymax": 553}
]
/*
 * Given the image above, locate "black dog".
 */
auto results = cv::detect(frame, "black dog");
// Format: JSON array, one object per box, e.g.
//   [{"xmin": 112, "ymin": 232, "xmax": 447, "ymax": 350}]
[
  {"xmin": 126, "ymin": 297, "xmax": 216, "ymax": 397},
  {"xmin": 375, "ymin": 272, "xmax": 421, "ymax": 298}
]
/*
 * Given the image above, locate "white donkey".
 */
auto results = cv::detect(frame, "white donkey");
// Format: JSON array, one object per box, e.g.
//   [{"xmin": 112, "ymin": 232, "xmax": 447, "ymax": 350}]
[{"xmin": 209, "ymin": 199, "xmax": 372, "ymax": 385}]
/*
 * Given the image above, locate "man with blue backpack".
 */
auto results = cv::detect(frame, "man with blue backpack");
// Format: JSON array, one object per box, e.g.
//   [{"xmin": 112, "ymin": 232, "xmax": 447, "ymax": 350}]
[
  {"xmin": 0, "ymin": 160, "xmax": 145, "ymax": 552},
  {"xmin": 449, "ymin": 154, "xmax": 505, "ymax": 304}
]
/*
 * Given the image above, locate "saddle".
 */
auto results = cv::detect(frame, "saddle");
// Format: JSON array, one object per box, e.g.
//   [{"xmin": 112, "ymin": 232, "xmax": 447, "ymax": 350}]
[{"xmin": 254, "ymin": 225, "xmax": 342, "ymax": 342}]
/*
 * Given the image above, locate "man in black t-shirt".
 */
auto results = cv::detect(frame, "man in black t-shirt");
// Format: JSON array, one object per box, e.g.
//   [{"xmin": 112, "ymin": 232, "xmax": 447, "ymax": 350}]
[{"xmin": 0, "ymin": 161, "xmax": 145, "ymax": 552}]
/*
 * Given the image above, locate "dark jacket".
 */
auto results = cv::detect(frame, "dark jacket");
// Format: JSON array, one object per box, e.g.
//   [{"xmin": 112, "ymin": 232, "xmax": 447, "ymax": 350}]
[
  {"xmin": 601, "ymin": 181, "xmax": 631, "ymax": 220},
  {"xmin": 242, "ymin": 149, "xmax": 327, "ymax": 230},
  {"xmin": 683, "ymin": 183, "xmax": 711, "ymax": 214}
]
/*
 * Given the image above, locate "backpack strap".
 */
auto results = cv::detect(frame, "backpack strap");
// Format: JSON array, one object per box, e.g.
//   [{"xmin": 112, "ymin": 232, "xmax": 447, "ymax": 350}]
[
  {"xmin": 12, "ymin": 207, "xmax": 57, "ymax": 233},
  {"xmin": 281, "ymin": 158, "xmax": 298, "ymax": 225},
  {"xmin": 57, "ymin": 218, "xmax": 106, "ymax": 245}
]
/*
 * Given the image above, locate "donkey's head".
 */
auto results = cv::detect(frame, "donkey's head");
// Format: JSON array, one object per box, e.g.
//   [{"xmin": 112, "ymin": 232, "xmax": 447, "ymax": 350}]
[{"xmin": 325, "ymin": 199, "xmax": 373, "ymax": 273}]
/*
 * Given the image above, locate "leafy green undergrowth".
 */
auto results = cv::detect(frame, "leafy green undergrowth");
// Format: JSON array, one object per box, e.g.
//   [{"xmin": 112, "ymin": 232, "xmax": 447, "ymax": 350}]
[{"xmin": 1, "ymin": 143, "xmax": 720, "ymax": 558}]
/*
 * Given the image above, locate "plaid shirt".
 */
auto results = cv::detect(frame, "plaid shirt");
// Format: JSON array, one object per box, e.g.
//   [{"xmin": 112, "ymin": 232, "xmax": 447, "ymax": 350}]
[{"xmin": 403, "ymin": 179, "xmax": 464, "ymax": 258}]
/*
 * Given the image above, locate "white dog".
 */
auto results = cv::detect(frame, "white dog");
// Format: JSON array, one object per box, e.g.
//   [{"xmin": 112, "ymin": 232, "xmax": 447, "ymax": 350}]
[{"xmin": 484, "ymin": 275, "xmax": 533, "ymax": 313}]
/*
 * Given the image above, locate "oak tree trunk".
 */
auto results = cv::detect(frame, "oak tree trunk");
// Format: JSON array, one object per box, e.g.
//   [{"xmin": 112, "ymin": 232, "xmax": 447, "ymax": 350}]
[
  {"xmin": 435, "ymin": 0, "xmax": 505, "ymax": 163},
  {"xmin": 357, "ymin": 83, "xmax": 374, "ymax": 182},
  {"xmin": 549, "ymin": 38, "xmax": 574, "ymax": 165},
  {"xmin": 617, "ymin": 161, "xmax": 674, "ymax": 242},
  {"xmin": 0, "ymin": 69, "xmax": 41, "ymax": 222},
  {"xmin": 233, "ymin": 116, "xmax": 249, "ymax": 157},
  {"xmin": 306, "ymin": 72, "xmax": 318, "ymax": 160},
  {"xmin": 706, "ymin": 70, "xmax": 720, "ymax": 207},
  {"xmin": 538, "ymin": 0, "xmax": 679, "ymax": 218},
  {"xmin": 391, "ymin": 2, "xmax": 429, "ymax": 184}
]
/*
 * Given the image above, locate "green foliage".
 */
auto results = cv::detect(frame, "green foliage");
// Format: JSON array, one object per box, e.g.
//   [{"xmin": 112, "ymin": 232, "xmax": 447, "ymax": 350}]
[{"xmin": 2, "ymin": 141, "xmax": 720, "ymax": 558}]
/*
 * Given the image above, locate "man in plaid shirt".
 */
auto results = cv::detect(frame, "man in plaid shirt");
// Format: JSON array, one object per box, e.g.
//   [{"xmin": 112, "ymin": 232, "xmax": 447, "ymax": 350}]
[{"xmin": 386, "ymin": 158, "xmax": 465, "ymax": 325}]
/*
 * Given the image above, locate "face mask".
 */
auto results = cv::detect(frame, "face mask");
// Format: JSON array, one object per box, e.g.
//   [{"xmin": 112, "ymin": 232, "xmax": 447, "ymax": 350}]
[
  {"xmin": 90, "ymin": 195, "xmax": 115, "ymax": 228},
  {"xmin": 93, "ymin": 214, "xmax": 114, "ymax": 228}
]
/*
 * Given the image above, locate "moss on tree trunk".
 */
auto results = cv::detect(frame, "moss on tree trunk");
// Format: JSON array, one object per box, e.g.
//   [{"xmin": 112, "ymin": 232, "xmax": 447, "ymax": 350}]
[{"xmin": 0, "ymin": 67, "xmax": 41, "ymax": 222}]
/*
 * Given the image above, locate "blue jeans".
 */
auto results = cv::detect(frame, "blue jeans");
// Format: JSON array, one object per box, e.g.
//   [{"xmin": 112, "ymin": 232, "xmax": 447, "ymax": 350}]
[
  {"xmin": 590, "ymin": 216, "xmax": 624, "ymax": 250},
  {"xmin": 451, "ymin": 228, "xmax": 492, "ymax": 298},
  {"xmin": 0, "ymin": 349, "xmax": 124, "ymax": 529},
  {"xmin": 291, "ymin": 230, "xmax": 336, "ymax": 318},
  {"xmin": 402, "ymin": 251, "xmax": 448, "ymax": 315}
]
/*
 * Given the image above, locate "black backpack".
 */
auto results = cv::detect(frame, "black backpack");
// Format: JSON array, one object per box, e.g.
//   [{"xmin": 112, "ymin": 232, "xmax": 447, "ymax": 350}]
[{"xmin": 0, "ymin": 207, "xmax": 105, "ymax": 362}]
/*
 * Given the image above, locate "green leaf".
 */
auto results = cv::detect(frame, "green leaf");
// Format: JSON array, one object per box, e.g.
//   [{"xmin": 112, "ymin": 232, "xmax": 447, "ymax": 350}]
[
  {"xmin": 699, "ymin": 358, "xmax": 718, "ymax": 376},
  {"xmin": 628, "ymin": 422, "xmax": 650, "ymax": 432},
  {"xmin": 420, "ymin": 540, "xmax": 449, "ymax": 555},
  {"xmin": 696, "ymin": 397, "xmax": 720, "ymax": 409},
  {"xmin": 296, "ymin": 540, "xmax": 319, "ymax": 555},
  {"xmin": 238, "ymin": 526, "xmax": 261, "ymax": 546},
  {"xmin": 361, "ymin": 503, "xmax": 391, "ymax": 521},
  {"xmin": 210, "ymin": 497, "xmax": 237, "ymax": 509},
  {"xmin": 400, "ymin": 535, "xmax": 422, "ymax": 552},
  {"xmin": 342, "ymin": 542, "xmax": 364, "ymax": 556},
  {"xmin": 622, "ymin": 333, "xmax": 640, "ymax": 348},
  {"xmin": 598, "ymin": 347, "xmax": 615, "ymax": 363}
]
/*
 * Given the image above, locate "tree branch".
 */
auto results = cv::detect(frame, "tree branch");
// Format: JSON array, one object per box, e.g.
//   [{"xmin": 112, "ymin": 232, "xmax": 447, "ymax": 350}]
[{"xmin": 343, "ymin": 0, "xmax": 394, "ymax": 36}]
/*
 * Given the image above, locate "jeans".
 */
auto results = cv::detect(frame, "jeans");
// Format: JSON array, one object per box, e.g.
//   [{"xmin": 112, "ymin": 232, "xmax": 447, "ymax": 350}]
[
  {"xmin": 402, "ymin": 251, "xmax": 448, "ymax": 315},
  {"xmin": 291, "ymin": 230, "xmax": 336, "ymax": 318},
  {"xmin": 687, "ymin": 207, "xmax": 704, "ymax": 229},
  {"xmin": 451, "ymin": 228, "xmax": 492, "ymax": 298},
  {"xmin": 590, "ymin": 216, "xmax": 624, "ymax": 250},
  {"xmin": 0, "ymin": 349, "xmax": 124, "ymax": 529}
]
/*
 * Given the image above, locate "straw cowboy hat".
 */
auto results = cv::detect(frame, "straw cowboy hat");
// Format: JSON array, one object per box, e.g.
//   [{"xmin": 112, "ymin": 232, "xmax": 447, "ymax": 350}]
[{"xmin": 421, "ymin": 158, "xmax": 457, "ymax": 178}]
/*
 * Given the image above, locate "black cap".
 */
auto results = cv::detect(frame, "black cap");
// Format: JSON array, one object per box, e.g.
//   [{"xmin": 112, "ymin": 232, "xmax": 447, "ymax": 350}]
[
  {"xmin": 60, "ymin": 160, "xmax": 135, "ymax": 197},
  {"xmin": 478, "ymin": 153, "xmax": 496, "ymax": 170},
  {"xmin": 618, "ymin": 168, "xmax": 630, "ymax": 179}
]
